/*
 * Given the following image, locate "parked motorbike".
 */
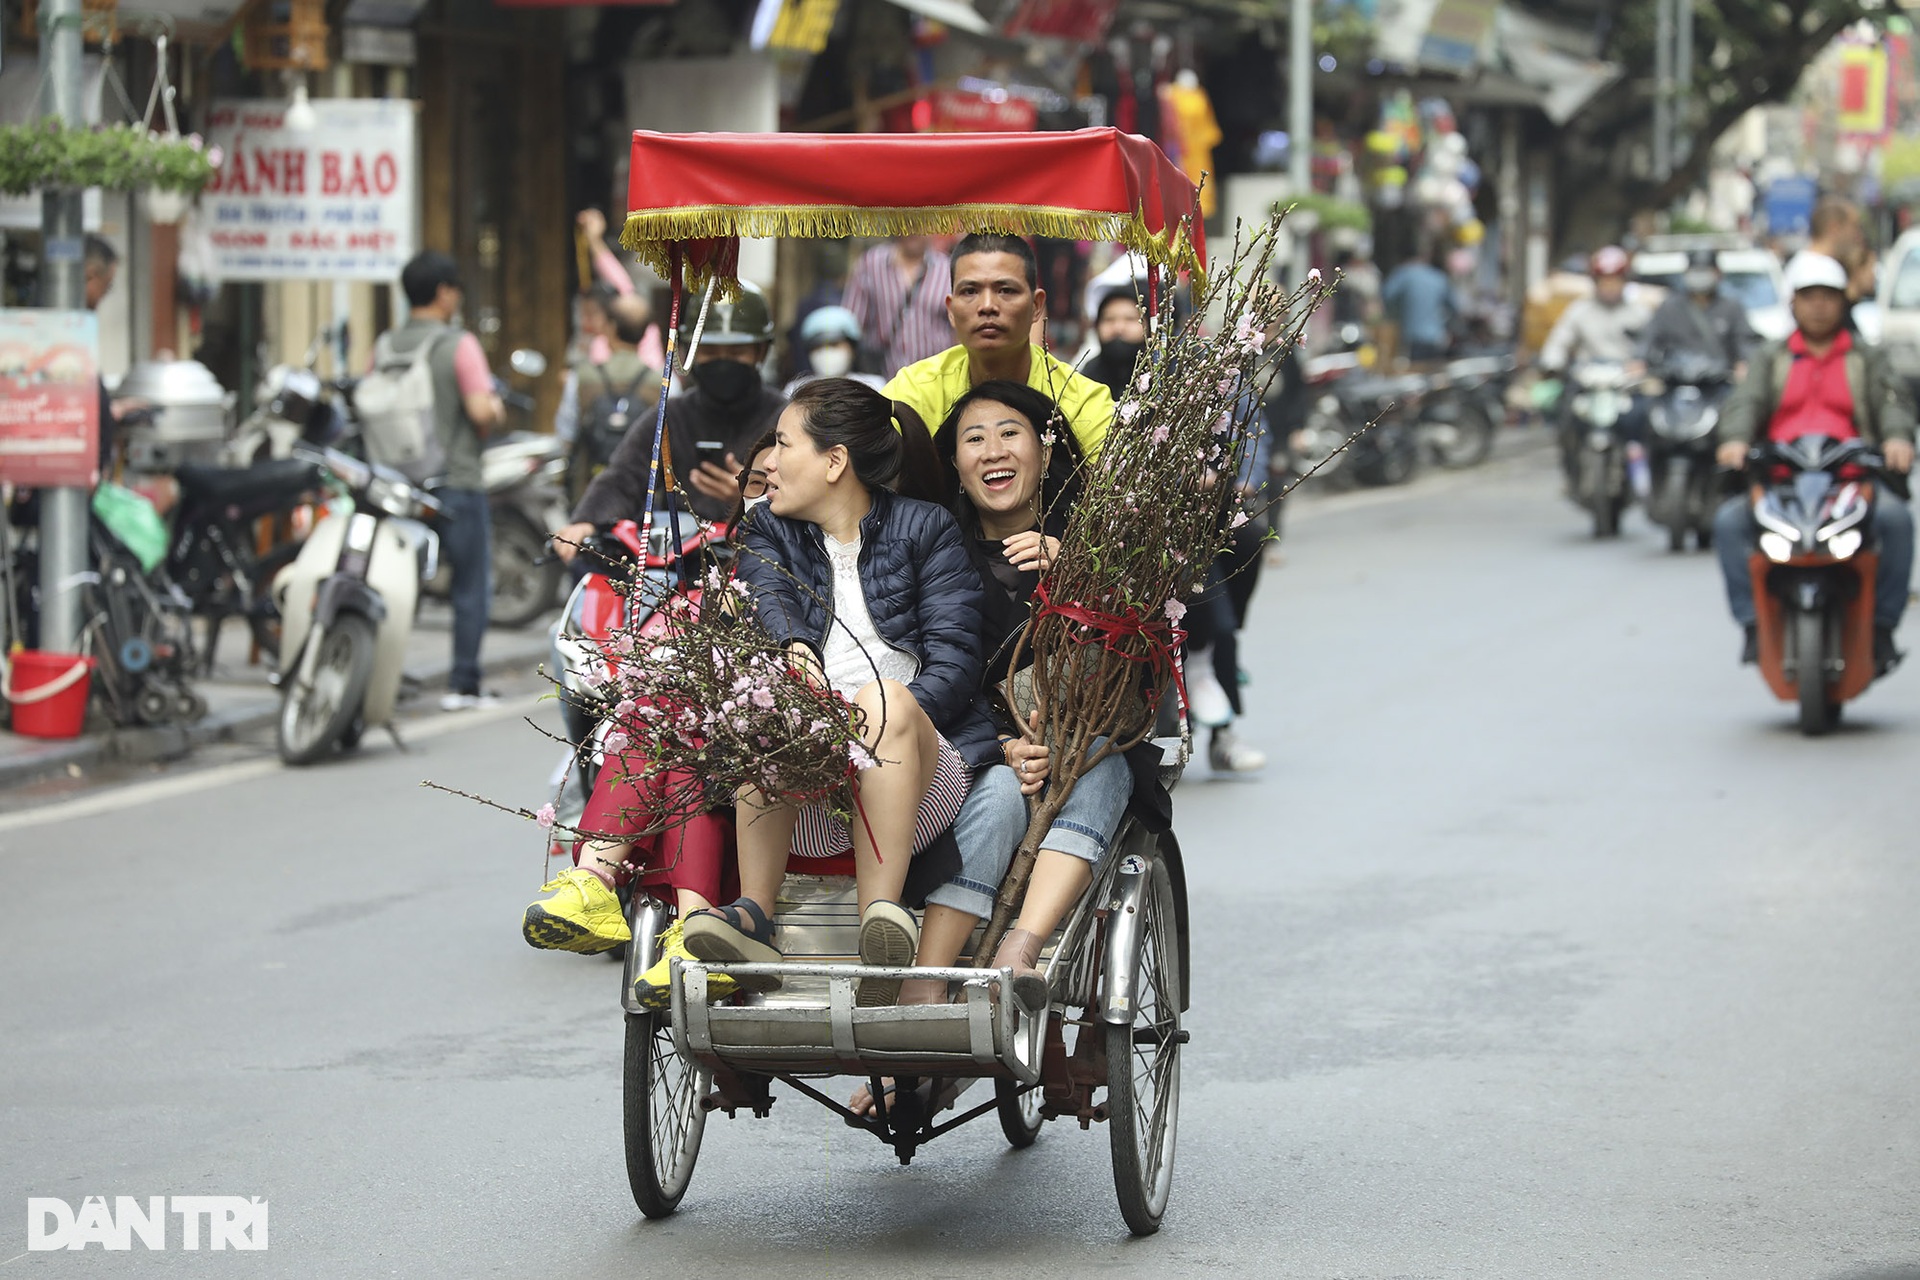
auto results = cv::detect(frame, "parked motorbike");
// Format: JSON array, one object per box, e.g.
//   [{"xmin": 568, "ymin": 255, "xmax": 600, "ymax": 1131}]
[
  {"xmin": 1737, "ymin": 435, "xmax": 1901, "ymax": 735},
  {"xmin": 1646, "ymin": 350, "xmax": 1731, "ymax": 553},
  {"xmin": 422, "ymin": 431, "xmax": 568, "ymax": 629},
  {"xmin": 1416, "ymin": 353, "xmax": 1510, "ymax": 469},
  {"xmin": 418, "ymin": 350, "xmax": 562, "ymax": 629},
  {"xmin": 1562, "ymin": 360, "xmax": 1640, "ymax": 538},
  {"xmin": 80, "ymin": 519, "xmax": 206, "ymax": 727},
  {"xmin": 272, "ymin": 446, "xmax": 442, "ymax": 765},
  {"xmin": 167, "ymin": 455, "xmax": 325, "ymax": 668}
]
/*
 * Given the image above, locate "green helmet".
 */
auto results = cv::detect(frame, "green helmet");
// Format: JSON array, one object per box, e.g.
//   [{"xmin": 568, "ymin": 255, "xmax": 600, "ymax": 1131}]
[{"xmin": 679, "ymin": 279, "xmax": 774, "ymax": 348}]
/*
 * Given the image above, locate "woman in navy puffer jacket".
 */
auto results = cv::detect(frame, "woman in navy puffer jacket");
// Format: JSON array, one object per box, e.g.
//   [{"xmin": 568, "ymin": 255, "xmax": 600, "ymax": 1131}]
[{"xmin": 681, "ymin": 378, "xmax": 996, "ymax": 1005}]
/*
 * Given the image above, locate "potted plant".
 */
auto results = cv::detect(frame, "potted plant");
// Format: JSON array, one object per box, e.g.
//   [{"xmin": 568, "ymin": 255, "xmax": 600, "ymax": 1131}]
[{"xmin": 0, "ymin": 120, "xmax": 222, "ymax": 223}]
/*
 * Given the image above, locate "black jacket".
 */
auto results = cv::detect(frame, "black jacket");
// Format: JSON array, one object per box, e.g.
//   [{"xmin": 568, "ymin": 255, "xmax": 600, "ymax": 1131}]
[
  {"xmin": 738, "ymin": 488, "xmax": 998, "ymax": 769},
  {"xmin": 572, "ymin": 386, "xmax": 786, "ymax": 526}
]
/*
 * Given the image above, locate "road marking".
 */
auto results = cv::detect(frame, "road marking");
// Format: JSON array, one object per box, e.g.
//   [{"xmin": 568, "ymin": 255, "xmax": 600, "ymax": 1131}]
[{"xmin": 0, "ymin": 700, "xmax": 534, "ymax": 835}]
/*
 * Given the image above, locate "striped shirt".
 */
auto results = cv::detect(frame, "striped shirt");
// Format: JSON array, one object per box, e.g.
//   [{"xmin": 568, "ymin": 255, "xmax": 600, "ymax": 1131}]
[{"xmin": 843, "ymin": 244, "xmax": 954, "ymax": 377}]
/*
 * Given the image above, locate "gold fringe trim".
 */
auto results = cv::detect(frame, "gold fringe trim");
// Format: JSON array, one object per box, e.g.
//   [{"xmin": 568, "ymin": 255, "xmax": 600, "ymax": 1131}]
[{"xmin": 619, "ymin": 203, "xmax": 1205, "ymax": 294}]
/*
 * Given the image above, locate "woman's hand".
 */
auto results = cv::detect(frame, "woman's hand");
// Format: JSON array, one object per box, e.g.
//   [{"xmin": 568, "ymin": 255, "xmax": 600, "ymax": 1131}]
[
  {"xmin": 1002, "ymin": 530, "xmax": 1059, "ymax": 573},
  {"xmin": 1003, "ymin": 710, "xmax": 1050, "ymax": 795}
]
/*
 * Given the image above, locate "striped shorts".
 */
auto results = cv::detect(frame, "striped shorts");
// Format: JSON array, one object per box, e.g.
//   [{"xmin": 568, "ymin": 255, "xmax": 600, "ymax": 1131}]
[{"xmin": 791, "ymin": 734, "xmax": 970, "ymax": 859}]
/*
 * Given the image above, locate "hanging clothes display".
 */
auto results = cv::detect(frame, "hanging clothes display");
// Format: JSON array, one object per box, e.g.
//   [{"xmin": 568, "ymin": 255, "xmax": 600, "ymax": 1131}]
[{"xmin": 1160, "ymin": 73, "xmax": 1222, "ymax": 217}]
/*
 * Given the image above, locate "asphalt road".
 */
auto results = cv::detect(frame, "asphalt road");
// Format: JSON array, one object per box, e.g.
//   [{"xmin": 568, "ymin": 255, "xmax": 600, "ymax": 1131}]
[{"xmin": 4, "ymin": 442, "xmax": 1917, "ymax": 1278}]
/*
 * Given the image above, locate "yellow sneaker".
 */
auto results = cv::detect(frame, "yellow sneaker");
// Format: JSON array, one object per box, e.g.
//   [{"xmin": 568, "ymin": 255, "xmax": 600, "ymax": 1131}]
[
  {"xmin": 522, "ymin": 869, "xmax": 631, "ymax": 953},
  {"xmin": 634, "ymin": 920, "xmax": 739, "ymax": 1009}
]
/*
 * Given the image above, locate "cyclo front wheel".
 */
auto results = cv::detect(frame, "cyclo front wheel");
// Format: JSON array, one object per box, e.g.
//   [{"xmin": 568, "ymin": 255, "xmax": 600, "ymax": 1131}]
[
  {"xmin": 622, "ymin": 1012, "xmax": 708, "ymax": 1218},
  {"xmin": 1106, "ymin": 855, "xmax": 1182, "ymax": 1236},
  {"xmin": 995, "ymin": 1079, "xmax": 1042, "ymax": 1149}
]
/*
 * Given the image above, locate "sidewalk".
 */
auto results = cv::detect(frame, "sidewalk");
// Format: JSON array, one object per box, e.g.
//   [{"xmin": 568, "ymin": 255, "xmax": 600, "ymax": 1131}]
[{"xmin": 0, "ymin": 601, "xmax": 559, "ymax": 788}]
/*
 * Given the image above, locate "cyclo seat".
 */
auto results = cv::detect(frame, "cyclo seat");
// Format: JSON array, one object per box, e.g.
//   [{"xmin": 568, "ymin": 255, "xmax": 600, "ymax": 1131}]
[{"xmin": 176, "ymin": 458, "xmax": 324, "ymax": 511}]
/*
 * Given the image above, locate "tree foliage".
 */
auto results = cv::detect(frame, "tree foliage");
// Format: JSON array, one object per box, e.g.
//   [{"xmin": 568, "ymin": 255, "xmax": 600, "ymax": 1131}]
[{"xmin": 1556, "ymin": 0, "xmax": 1883, "ymax": 244}]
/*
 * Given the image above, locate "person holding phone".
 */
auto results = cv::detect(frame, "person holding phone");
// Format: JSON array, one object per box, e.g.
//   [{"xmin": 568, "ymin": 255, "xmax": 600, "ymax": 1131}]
[{"xmin": 553, "ymin": 281, "xmax": 788, "ymax": 556}]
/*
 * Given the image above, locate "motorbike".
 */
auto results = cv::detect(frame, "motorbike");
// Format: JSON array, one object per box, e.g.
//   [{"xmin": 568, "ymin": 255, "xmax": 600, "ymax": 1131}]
[
  {"xmin": 1289, "ymin": 326, "xmax": 1424, "ymax": 487},
  {"xmin": 75, "ymin": 519, "xmax": 205, "ymax": 727},
  {"xmin": 551, "ymin": 511, "xmax": 725, "ymax": 805},
  {"xmin": 419, "ymin": 350, "xmax": 562, "ymax": 629},
  {"xmin": 1561, "ymin": 360, "xmax": 1640, "ymax": 538},
  {"xmin": 1645, "ymin": 350, "xmax": 1731, "ymax": 553},
  {"xmin": 1416, "ymin": 353, "xmax": 1511, "ymax": 469},
  {"xmin": 1738, "ymin": 435, "xmax": 1901, "ymax": 736},
  {"xmin": 166, "ymin": 455, "xmax": 326, "ymax": 668},
  {"xmin": 272, "ymin": 445, "xmax": 443, "ymax": 765},
  {"xmin": 422, "ymin": 431, "xmax": 568, "ymax": 629}
]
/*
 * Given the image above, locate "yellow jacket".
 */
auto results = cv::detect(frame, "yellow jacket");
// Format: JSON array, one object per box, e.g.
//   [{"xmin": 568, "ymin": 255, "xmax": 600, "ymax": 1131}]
[{"xmin": 883, "ymin": 343, "xmax": 1114, "ymax": 460}]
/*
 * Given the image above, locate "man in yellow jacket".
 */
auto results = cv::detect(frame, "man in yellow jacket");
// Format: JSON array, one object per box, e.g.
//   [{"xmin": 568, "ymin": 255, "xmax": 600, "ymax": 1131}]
[{"xmin": 884, "ymin": 232, "xmax": 1115, "ymax": 461}]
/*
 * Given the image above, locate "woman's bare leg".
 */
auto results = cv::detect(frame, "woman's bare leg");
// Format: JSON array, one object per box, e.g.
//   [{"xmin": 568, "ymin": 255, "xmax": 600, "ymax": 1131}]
[
  {"xmin": 846, "ymin": 679, "xmax": 937, "ymax": 913},
  {"xmin": 731, "ymin": 786, "xmax": 797, "ymax": 916},
  {"xmin": 1012, "ymin": 849, "xmax": 1094, "ymax": 940}
]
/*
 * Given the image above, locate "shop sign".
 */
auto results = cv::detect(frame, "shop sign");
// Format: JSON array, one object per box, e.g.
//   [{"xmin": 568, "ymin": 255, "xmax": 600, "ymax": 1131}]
[
  {"xmin": 1002, "ymin": 0, "xmax": 1118, "ymax": 40},
  {"xmin": 201, "ymin": 98, "xmax": 417, "ymax": 282},
  {"xmin": 929, "ymin": 88, "xmax": 1037, "ymax": 133},
  {"xmin": 0, "ymin": 309, "xmax": 99, "ymax": 489}
]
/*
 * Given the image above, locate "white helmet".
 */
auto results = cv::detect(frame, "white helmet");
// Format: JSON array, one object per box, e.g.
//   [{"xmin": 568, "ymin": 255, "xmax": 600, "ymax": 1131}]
[{"xmin": 1784, "ymin": 252, "xmax": 1849, "ymax": 295}]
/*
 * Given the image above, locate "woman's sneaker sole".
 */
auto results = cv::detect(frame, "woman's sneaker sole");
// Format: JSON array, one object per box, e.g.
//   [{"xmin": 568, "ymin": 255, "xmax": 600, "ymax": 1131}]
[
  {"xmin": 855, "ymin": 907, "xmax": 918, "ymax": 1007},
  {"xmin": 522, "ymin": 906, "xmax": 624, "ymax": 954}
]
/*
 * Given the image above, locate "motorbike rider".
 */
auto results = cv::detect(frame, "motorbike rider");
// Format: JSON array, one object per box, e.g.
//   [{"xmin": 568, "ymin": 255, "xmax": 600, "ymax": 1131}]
[
  {"xmin": 1637, "ymin": 249, "xmax": 1754, "ymax": 377},
  {"xmin": 1710, "ymin": 252, "xmax": 1916, "ymax": 672},
  {"xmin": 884, "ymin": 232, "xmax": 1116, "ymax": 461},
  {"xmin": 1538, "ymin": 245, "xmax": 1654, "ymax": 485},
  {"xmin": 782, "ymin": 305, "xmax": 885, "ymax": 396},
  {"xmin": 551, "ymin": 281, "xmax": 787, "ymax": 557}
]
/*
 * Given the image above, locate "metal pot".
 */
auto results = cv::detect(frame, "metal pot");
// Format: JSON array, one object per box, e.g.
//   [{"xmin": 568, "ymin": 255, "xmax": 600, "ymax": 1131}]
[{"xmin": 114, "ymin": 359, "xmax": 234, "ymax": 470}]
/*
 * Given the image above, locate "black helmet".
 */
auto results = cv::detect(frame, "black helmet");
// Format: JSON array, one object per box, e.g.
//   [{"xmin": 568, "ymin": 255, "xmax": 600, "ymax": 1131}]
[{"xmin": 679, "ymin": 279, "xmax": 774, "ymax": 348}]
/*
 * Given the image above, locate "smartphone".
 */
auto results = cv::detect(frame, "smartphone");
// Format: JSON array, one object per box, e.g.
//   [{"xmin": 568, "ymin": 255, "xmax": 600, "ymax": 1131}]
[{"xmin": 695, "ymin": 439, "xmax": 728, "ymax": 468}]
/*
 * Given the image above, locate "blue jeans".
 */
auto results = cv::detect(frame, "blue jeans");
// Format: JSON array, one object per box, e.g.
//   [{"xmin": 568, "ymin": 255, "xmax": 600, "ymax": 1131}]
[
  {"xmin": 924, "ymin": 750, "xmax": 1134, "ymax": 919},
  {"xmin": 1712, "ymin": 493, "xmax": 1913, "ymax": 630},
  {"xmin": 926, "ymin": 765, "xmax": 1024, "ymax": 919},
  {"xmin": 436, "ymin": 487, "xmax": 492, "ymax": 693},
  {"xmin": 1039, "ymin": 751, "xmax": 1131, "ymax": 865}
]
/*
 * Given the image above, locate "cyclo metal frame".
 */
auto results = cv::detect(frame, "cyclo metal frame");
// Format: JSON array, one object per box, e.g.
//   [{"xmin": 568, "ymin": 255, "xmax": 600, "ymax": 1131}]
[{"xmin": 607, "ymin": 127, "xmax": 1204, "ymax": 1235}]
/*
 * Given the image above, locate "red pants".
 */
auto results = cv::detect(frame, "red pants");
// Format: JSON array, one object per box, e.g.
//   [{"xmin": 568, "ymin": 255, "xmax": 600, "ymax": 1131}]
[{"xmin": 575, "ymin": 747, "xmax": 736, "ymax": 906}]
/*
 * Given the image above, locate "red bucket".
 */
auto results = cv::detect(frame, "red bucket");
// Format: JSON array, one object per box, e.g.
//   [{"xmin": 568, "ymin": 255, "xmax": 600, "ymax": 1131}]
[{"xmin": 6, "ymin": 650, "xmax": 95, "ymax": 740}]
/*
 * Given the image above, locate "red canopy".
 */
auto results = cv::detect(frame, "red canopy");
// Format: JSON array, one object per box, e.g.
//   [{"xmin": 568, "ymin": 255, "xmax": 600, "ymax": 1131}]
[{"xmin": 621, "ymin": 128, "xmax": 1206, "ymax": 292}]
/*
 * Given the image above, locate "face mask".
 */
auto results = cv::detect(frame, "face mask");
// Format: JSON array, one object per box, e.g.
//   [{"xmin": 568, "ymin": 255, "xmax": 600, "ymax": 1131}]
[
  {"xmin": 1099, "ymin": 338, "xmax": 1143, "ymax": 376},
  {"xmin": 691, "ymin": 357, "xmax": 762, "ymax": 407},
  {"xmin": 741, "ymin": 493, "xmax": 770, "ymax": 517},
  {"xmin": 1683, "ymin": 270, "xmax": 1718, "ymax": 296},
  {"xmin": 809, "ymin": 344, "xmax": 855, "ymax": 378}
]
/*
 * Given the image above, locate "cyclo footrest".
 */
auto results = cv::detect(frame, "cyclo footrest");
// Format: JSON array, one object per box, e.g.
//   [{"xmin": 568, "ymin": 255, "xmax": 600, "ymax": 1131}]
[{"xmin": 668, "ymin": 960, "xmax": 1046, "ymax": 1085}]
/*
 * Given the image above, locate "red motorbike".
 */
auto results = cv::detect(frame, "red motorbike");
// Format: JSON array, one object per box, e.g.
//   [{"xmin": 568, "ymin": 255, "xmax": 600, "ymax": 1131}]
[
  {"xmin": 1740, "ymin": 435, "xmax": 1902, "ymax": 735},
  {"xmin": 552, "ymin": 511, "xmax": 729, "ymax": 800}
]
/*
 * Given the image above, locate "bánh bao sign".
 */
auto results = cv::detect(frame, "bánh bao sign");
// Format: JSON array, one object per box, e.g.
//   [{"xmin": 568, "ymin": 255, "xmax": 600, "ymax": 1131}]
[{"xmin": 203, "ymin": 98, "xmax": 418, "ymax": 281}]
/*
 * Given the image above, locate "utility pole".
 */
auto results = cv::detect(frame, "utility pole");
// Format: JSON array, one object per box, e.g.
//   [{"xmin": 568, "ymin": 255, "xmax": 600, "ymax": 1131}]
[
  {"xmin": 1675, "ymin": 0, "xmax": 1694, "ymax": 170},
  {"xmin": 37, "ymin": 0, "xmax": 88, "ymax": 654},
  {"xmin": 1653, "ymin": 0, "xmax": 1674, "ymax": 180},
  {"xmin": 1288, "ymin": 0, "xmax": 1312, "ymax": 246}
]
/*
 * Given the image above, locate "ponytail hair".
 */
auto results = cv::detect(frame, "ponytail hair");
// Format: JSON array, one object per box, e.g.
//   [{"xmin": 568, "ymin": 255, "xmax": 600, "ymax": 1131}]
[{"xmin": 785, "ymin": 377, "xmax": 946, "ymax": 503}]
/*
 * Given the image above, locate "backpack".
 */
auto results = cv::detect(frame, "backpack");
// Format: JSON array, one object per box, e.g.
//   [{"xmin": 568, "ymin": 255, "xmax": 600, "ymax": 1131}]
[
  {"xmin": 579, "ymin": 362, "xmax": 656, "ymax": 471},
  {"xmin": 357, "ymin": 329, "xmax": 450, "ymax": 484}
]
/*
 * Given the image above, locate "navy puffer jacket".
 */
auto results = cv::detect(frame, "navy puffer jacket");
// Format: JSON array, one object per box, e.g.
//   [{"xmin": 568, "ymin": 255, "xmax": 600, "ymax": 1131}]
[{"xmin": 738, "ymin": 488, "xmax": 999, "ymax": 769}]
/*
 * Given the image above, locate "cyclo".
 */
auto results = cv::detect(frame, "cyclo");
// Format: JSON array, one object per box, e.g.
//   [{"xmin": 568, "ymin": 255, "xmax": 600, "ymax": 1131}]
[{"xmin": 606, "ymin": 128, "xmax": 1201, "ymax": 1236}]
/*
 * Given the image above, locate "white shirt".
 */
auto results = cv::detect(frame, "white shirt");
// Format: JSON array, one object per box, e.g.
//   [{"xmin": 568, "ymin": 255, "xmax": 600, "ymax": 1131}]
[{"xmin": 819, "ymin": 531, "xmax": 919, "ymax": 698}]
